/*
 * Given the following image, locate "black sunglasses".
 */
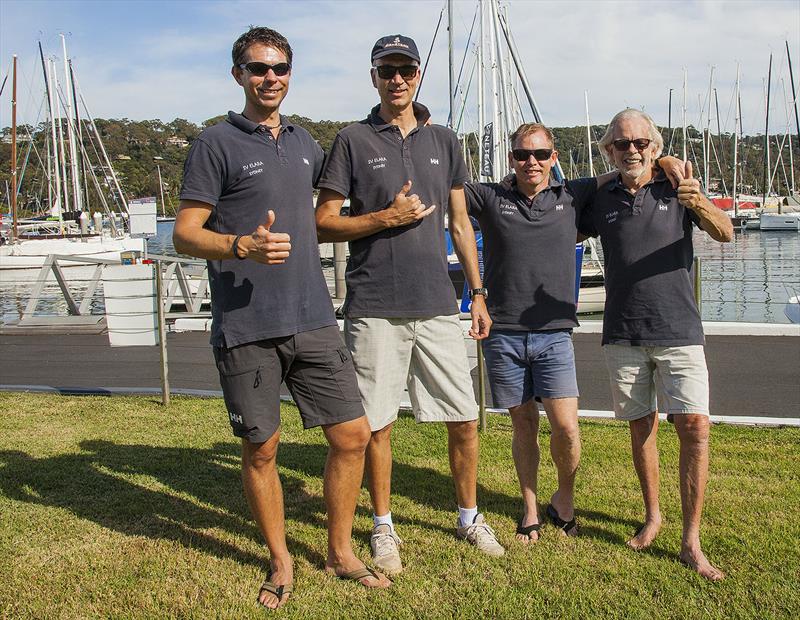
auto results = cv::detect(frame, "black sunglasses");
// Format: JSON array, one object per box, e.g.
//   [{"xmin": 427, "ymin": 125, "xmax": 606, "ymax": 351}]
[
  {"xmin": 374, "ymin": 64, "xmax": 418, "ymax": 80},
  {"xmin": 612, "ymin": 138, "xmax": 652, "ymax": 151},
  {"xmin": 511, "ymin": 148, "xmax": 553, "ymax": 162},
  {"xmin": 238, "ymin": 61, "xmax": 291, "ymax": 77}
]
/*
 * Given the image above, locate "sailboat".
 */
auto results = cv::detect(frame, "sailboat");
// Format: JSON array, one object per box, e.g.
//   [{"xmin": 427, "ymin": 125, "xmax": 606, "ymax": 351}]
[{"xmin": 1, "ymin": 38, "xmax": 144, "ymax": 270}]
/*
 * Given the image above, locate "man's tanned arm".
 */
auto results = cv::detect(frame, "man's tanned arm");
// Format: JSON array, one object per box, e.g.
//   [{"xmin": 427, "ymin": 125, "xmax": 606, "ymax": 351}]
[
  {"xmin": 315, "ymin": 181, "xmax": 436, "ymax": 242},
  {"xmin": 677, "ymin": 162, "xmax": 734, "ymax": 242},
  {"xmin": 448, "ymin": 186, "xmax": 491, "ymax": 339}
]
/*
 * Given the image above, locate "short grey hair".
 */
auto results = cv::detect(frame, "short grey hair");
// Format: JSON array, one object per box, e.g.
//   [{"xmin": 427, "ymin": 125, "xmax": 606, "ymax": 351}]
[{"xmin": 598, "ymin": 109, "xmax": 664, "ymax": 163}]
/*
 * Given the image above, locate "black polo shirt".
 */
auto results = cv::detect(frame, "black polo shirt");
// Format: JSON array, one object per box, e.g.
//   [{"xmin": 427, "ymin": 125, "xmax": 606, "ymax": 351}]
[
  {"xmin": 317, "ymin": 103, "xmax": 469, "ymax": 318},
  {"xmin": 180, "ymin": 111, "xmax": 335, "ymax": 348},
  {"xmin": 579, "ymin": 174, "xmax": 704, "ymax": 346},
  {"xmin": 466, "ymin": 177, "xmax": 596, "ymax": 331}
]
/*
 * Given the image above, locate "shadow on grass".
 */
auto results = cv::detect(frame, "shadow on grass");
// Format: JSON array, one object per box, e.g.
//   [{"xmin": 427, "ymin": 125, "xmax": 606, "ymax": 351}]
[{"xmin": 0, "ymin": 441, "xmax": 326, "ymax": 569}]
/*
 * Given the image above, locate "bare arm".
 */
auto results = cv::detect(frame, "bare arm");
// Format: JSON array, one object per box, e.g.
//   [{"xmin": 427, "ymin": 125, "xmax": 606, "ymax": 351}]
[
  {"xmin": 173, "ymin": 199, "xmax": 292, "ymax": 264},
  {"xmin": 448, "ymin": 186, "xmax": 491, "ymax": 339},
  {"xmin": 677, "ymin": 161, "xmax": 734, "ymax": 242},
  {"xmin": 315, "ymin": 181, "xmax": 435, "ymax": 242}
]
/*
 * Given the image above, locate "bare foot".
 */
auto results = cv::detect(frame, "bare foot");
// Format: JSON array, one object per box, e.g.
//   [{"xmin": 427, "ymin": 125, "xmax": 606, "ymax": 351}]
[
  {"xmin": 258, "ymin": 558, "xmax": 293, "ymax": 610},
  {"xmin": 325, "ymin": 559, "xmax": 392, "ymax": 589},
  {"xmin": 680, "ymin": 548, "xmax": 725, "ymax": 581},
  {"xmin": 627, "ymin": 518, "xmax": 662, "ymax": 550}
]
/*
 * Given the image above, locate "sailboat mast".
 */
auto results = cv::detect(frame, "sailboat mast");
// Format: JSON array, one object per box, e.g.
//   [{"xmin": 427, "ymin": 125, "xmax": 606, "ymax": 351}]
[
  {"xmin": 733, "ymin": 66, "xmax": 740, "ymax": 217},
  {"xmin": 10, "ymin": 55, "xmax": 18, "ymax": 241},
  {"xmin": 705, "ymin": 66, "xmax": 714, "ymax": 188},
  {"xmin": 61, "ymin": 34, "xmax": 82, "ymax": 213},
  {"xmin": 157, "ymin": 164, "xmax": 166, "ymax": 217},
  {"xmin": 584, "ymin": 91, "xmax": 594, "ymax": 177},
  {"xmin": 787, "ymin": 40, "xmax": 800, "ymax": 157},
  {"xmin": 782, "ymin": 79, "xmax": 796, "ymax": 195},
  {"xmin": 52, "ymin": 59, "xmax": 72, "ymax": 215},
  {"xmin": 40, "ymin": 45, "xmax": 63, "ymax": 230},
  {"xmin": 763, "ymin": 53, "xmax": 772, "ymax": 208},
  {"xmin": 447, "ymin": 0, "xmax": 455, "ymax": 129},
  {"xmin": 477, "ymin": 0, "xmax": 486, "ymax": 182},
  {"xmin": 682, "ymin": 68, "xmax": 688, "ymax": 161}
]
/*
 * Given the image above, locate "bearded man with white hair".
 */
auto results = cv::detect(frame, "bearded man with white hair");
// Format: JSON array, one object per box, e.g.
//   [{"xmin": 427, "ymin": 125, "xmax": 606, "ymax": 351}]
[{"xmin": 579, "ymin": 108, "xmax": 733, "ymax": 581}]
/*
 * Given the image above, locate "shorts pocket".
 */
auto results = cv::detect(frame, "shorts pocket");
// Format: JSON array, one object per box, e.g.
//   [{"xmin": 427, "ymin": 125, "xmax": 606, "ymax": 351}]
[
  {"xmin": 325, "ymin": 345, "xmax": 361, "ymax": 403},
  {"xmin": 216, "ymin": 362, "xmax": 264, "ymax": 436}
]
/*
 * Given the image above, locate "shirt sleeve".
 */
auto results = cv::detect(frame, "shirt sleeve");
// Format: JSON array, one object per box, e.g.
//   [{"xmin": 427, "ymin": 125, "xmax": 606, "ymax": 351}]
[
  {"xmin": 566, "ymin": 177, "xmax": 598, "ymax": 210},
  {"xmin": 312, "ymin": 139, "xmax": 326, "ymax": 189},
  {"xmin": 316, "ymin": 133, "xmax": 352, "ymax": 198},
  {"xmin": 448, "ymin": 130, "xmax": 470, "ymax": 187},
  {"xmin": 179, "ymin": 138, "xmax": 225, "ymax": 206},
  {"xmin": 464, "ymin": 182, "xmax": 484, "ymax": 219},
  {"xmin": 577, "ymin": 201, "xmax": 598, "ymax": 238}
]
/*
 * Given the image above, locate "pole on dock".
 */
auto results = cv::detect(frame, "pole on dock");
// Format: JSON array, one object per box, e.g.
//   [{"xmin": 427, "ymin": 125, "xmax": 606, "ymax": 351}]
[
  {"xmin": 693, "ymin": 257, "xmax": 702, "ymax": 315},
  {"xmin": 477, "ymin": 342, "xmax": 487, "ymax": 432},
  {"xmin": 333, "ymin": 242, "xmax": 347, "ymax": 300},
  {"xmin": 155, "ymin": 261, "xmax": 170, "ymax": 406}
]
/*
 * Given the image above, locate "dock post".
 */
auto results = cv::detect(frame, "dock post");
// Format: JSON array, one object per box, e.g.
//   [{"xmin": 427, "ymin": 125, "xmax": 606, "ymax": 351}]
[
  {"xmin": 478, "ymin": 342, "xmax": 487, "ymax": 432},
  {"xmin": 334, "ymin": 242, "xmax": 347, "ymax": 300},
  {"xmin": 155, "ymin": 261, "xmax": 170, "ymax": 406},
  {"xmin": 693, "ymin": 256, "xmax": 702, "ymax": 314}
]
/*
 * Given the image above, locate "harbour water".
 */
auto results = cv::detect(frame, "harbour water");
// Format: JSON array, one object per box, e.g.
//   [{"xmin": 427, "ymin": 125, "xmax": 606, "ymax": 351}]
[{"xmin": 1, "ymin": 221, "xmax": 799, "ymax": 325}]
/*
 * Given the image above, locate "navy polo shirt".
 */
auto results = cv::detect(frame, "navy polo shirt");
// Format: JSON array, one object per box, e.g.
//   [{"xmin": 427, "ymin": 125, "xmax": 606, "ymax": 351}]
[
  {"xmin": 579, "ymin": 174, "xmax": 704, "ymax": 346},
  {"xmin": 180, "ymin": 111, "xmax": 335, "ymax": 348},
  {"xmin": 466, "ymin": 177, "xmax": 596, "ymax": 331},
  {"xmin": 317, "ymin": 103, "xmax": 469, "ymax": 318}
]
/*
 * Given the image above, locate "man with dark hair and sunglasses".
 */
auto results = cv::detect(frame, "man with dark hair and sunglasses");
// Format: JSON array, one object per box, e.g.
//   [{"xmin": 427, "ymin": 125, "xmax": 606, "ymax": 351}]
[
  {"xmin": 465, "ymin": 123, "xmax": 683, "ymax": 545},
  {"xmin": 173, "ymin": 26, "xmax": 391, "ymax": 609},
  {"xmin": 315, "ymin": 34, "xmax": 504, "ymax": 575},
  {"xmin": 580, "ymin": 108, "xmax": 733, "ymax": 581}
]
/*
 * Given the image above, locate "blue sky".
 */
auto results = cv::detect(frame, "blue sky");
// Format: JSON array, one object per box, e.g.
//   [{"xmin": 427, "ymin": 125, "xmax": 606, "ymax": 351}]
[{"xmin": 1, "ymin": 0, "xmax": 799, "ymax": 135}]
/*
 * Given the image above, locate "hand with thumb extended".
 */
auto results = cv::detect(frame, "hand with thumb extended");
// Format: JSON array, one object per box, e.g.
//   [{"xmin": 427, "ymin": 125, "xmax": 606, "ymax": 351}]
[
  {"xmin": 250, "ymin": 209, "xmax": 292, "ymax": 264},
  {"xmin": 381, "ymin": 179, "xmax": 437, "ymax": 228},
  {"xmin": 677, "ymin": 160, "xmax": 702, "ymax": 211}
]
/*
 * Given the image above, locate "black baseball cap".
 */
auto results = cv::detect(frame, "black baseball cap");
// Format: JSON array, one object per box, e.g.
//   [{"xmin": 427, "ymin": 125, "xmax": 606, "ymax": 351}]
[{"xmin": 371, "ymin": 35, "xmax": 421, "ymax": 64}]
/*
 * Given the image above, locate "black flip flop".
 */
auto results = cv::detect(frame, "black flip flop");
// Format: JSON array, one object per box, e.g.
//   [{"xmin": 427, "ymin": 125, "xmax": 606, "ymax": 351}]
[
  {"xmin": 546, "ymin": 504, "xmax": 578, "ymax": 535},
  {"xmin": 516, "ymin": 518, "xmax": 542, "ymax": 541}
]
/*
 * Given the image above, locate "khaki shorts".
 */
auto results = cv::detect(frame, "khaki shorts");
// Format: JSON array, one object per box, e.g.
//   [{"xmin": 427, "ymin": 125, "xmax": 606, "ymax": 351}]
[
  {"xmin": 602, "ymin": 344, "xmax": 710, "ymax": 421},
  {"xmin": 344, "ymin": 315, "xmax": 479, "ymax": 431}
]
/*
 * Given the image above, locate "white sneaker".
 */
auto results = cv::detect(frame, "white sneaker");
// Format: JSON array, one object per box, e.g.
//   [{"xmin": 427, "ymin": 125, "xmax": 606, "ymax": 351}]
[
  {"xmin": 370, "ymin": 524, "xmax": 403, "ymax": 574},
  {"xmin": 456, "ymin": 514, "xmax": 505, "ymax": 557}
]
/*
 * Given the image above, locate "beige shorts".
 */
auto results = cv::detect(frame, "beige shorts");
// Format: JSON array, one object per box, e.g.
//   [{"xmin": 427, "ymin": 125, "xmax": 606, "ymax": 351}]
[
  {"xmin": 344, "ymin": 315, "xmax": 479, "ymax": 431},
  {"xmin": 602, "ymin": 344, "xmax": 710, "ymax": 421}
]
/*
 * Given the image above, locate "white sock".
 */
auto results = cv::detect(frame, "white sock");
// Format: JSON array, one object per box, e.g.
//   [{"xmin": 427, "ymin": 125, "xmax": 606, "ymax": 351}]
[
  {"xmin": 373, "ymin": 512, "xmax": 394, "ymax": 531},
  {"xmin": 458, "ymin": 506, "xmax": 478, "ymax": 527}
]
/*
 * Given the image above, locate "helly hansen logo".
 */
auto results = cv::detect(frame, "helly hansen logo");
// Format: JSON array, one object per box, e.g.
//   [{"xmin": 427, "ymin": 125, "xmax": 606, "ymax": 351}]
[
  {"xmin": 302, "ymin": 157, "xmax": 310, "ymax": 166},
  {"xmin": 229, "ymin": 411, "xmax": 243, "ymax": 424},
  {"xmin": 658, "ymin": 202, "xmax": 669, "ymax": 211},
  {"xmin": 430, "ymin": 158, "xmax": 440, "ymax": 165},
  {"xmin": 555, "ymin": 204, "xmax": 564, "ymax": 211}
]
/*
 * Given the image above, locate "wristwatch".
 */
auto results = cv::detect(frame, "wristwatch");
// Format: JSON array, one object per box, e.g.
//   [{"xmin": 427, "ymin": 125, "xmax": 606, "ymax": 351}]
[{"xmin": 469, "ymin": 287, "xmax": 488, "ymax": 299}]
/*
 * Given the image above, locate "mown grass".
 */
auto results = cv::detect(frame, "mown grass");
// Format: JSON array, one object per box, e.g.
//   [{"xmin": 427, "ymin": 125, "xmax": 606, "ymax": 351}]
[{"xmin": 0, "ymin": 392, "xmax": 798, "ymax": 619}]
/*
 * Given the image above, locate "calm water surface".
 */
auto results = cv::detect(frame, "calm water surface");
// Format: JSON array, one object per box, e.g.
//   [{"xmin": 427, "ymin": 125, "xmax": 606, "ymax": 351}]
[{"xmin": 2, "ymin": 221, "xmax": 799, "ymax": 325}]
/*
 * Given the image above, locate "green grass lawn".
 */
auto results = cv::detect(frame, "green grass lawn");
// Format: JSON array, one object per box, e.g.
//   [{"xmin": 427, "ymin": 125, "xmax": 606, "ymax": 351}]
[{"xmin": 0, "ymin": 392, "xmax": 798, "ymax": 619}]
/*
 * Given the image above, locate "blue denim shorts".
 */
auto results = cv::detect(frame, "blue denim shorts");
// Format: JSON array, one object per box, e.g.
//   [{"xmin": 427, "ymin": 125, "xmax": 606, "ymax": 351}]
[{"xmin": 482, "ymin": 329, "xmax": 579, "ymax": 408}]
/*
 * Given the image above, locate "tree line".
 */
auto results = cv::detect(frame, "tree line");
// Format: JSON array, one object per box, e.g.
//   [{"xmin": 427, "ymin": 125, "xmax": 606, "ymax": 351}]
[{"xmin": 1, "ymin": 115, "xmax": 798, "ymax": 218}]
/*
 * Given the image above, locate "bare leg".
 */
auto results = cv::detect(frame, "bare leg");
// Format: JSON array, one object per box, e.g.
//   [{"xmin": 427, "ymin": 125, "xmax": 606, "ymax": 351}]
[
  {"xmin": 241, "ymin": 431, "xmax": 293, "ymax": 609},
  {"xmin": 673, "ymin": 414, "xmax": 724, "ymax": 581},
  {"xmin": 322, "ymin": 417, "xmax": 391, "ymax": 588},
  {"xmin": 445, "ymin": 420, "xmax": 479, "ymax": 511},
  {"xmin": 542, "ymin": 397, "xmax": 580, "ymax": 536},
  {"xmin": 509, "ymin": 399, "xmax": 541, "ymax": 543},
  {"xmin": 365, "ymin": 422, "xmax": 394, "ymax": 518},
  {"xmin": 627, "ymin": 412, "xmax": 663, "ymax": 550}
]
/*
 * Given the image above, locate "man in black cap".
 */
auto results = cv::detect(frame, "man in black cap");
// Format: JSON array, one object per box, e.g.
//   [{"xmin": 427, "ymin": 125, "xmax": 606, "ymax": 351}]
[
  {"xmin": 315, "ymin": 34, "xmax": 504, "ymax": 576},
  {"xmin": 173, "ymin": 26, "xmax": 391, "ymax": 609}
]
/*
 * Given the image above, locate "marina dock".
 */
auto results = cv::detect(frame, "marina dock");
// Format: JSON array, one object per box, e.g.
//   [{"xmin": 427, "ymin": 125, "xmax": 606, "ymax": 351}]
[{"xmin": 2, "ymin": 323, "xmax": 797, "ymax": 422}]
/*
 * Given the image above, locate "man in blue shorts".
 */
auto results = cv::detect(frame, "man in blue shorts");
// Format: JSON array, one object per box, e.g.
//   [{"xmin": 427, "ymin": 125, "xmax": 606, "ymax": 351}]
[
  {"xmin": 173, "ymin": 27, "xmax": 390, "ymax": 609},
  {"xmin": 467, "ymin": 122, "xmax": 682, "ymax": 543},
  {"xmin": 580, "ymin": 108, "xmax": 733, "ymax": 580}
]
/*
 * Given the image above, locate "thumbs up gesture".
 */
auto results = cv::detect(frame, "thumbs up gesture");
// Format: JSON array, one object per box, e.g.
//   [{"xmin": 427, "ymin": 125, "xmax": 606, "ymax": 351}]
[
  {"xmin": 248, "ymin": 210, "xmax": 292, "ymax": 264},
  {"xmin": 677, "ymin": 160, "xmax": 703, "ymax": 211},
  {"xmin": 379, "ymin": 180, "xmax": 437, "ymax": 228}
]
